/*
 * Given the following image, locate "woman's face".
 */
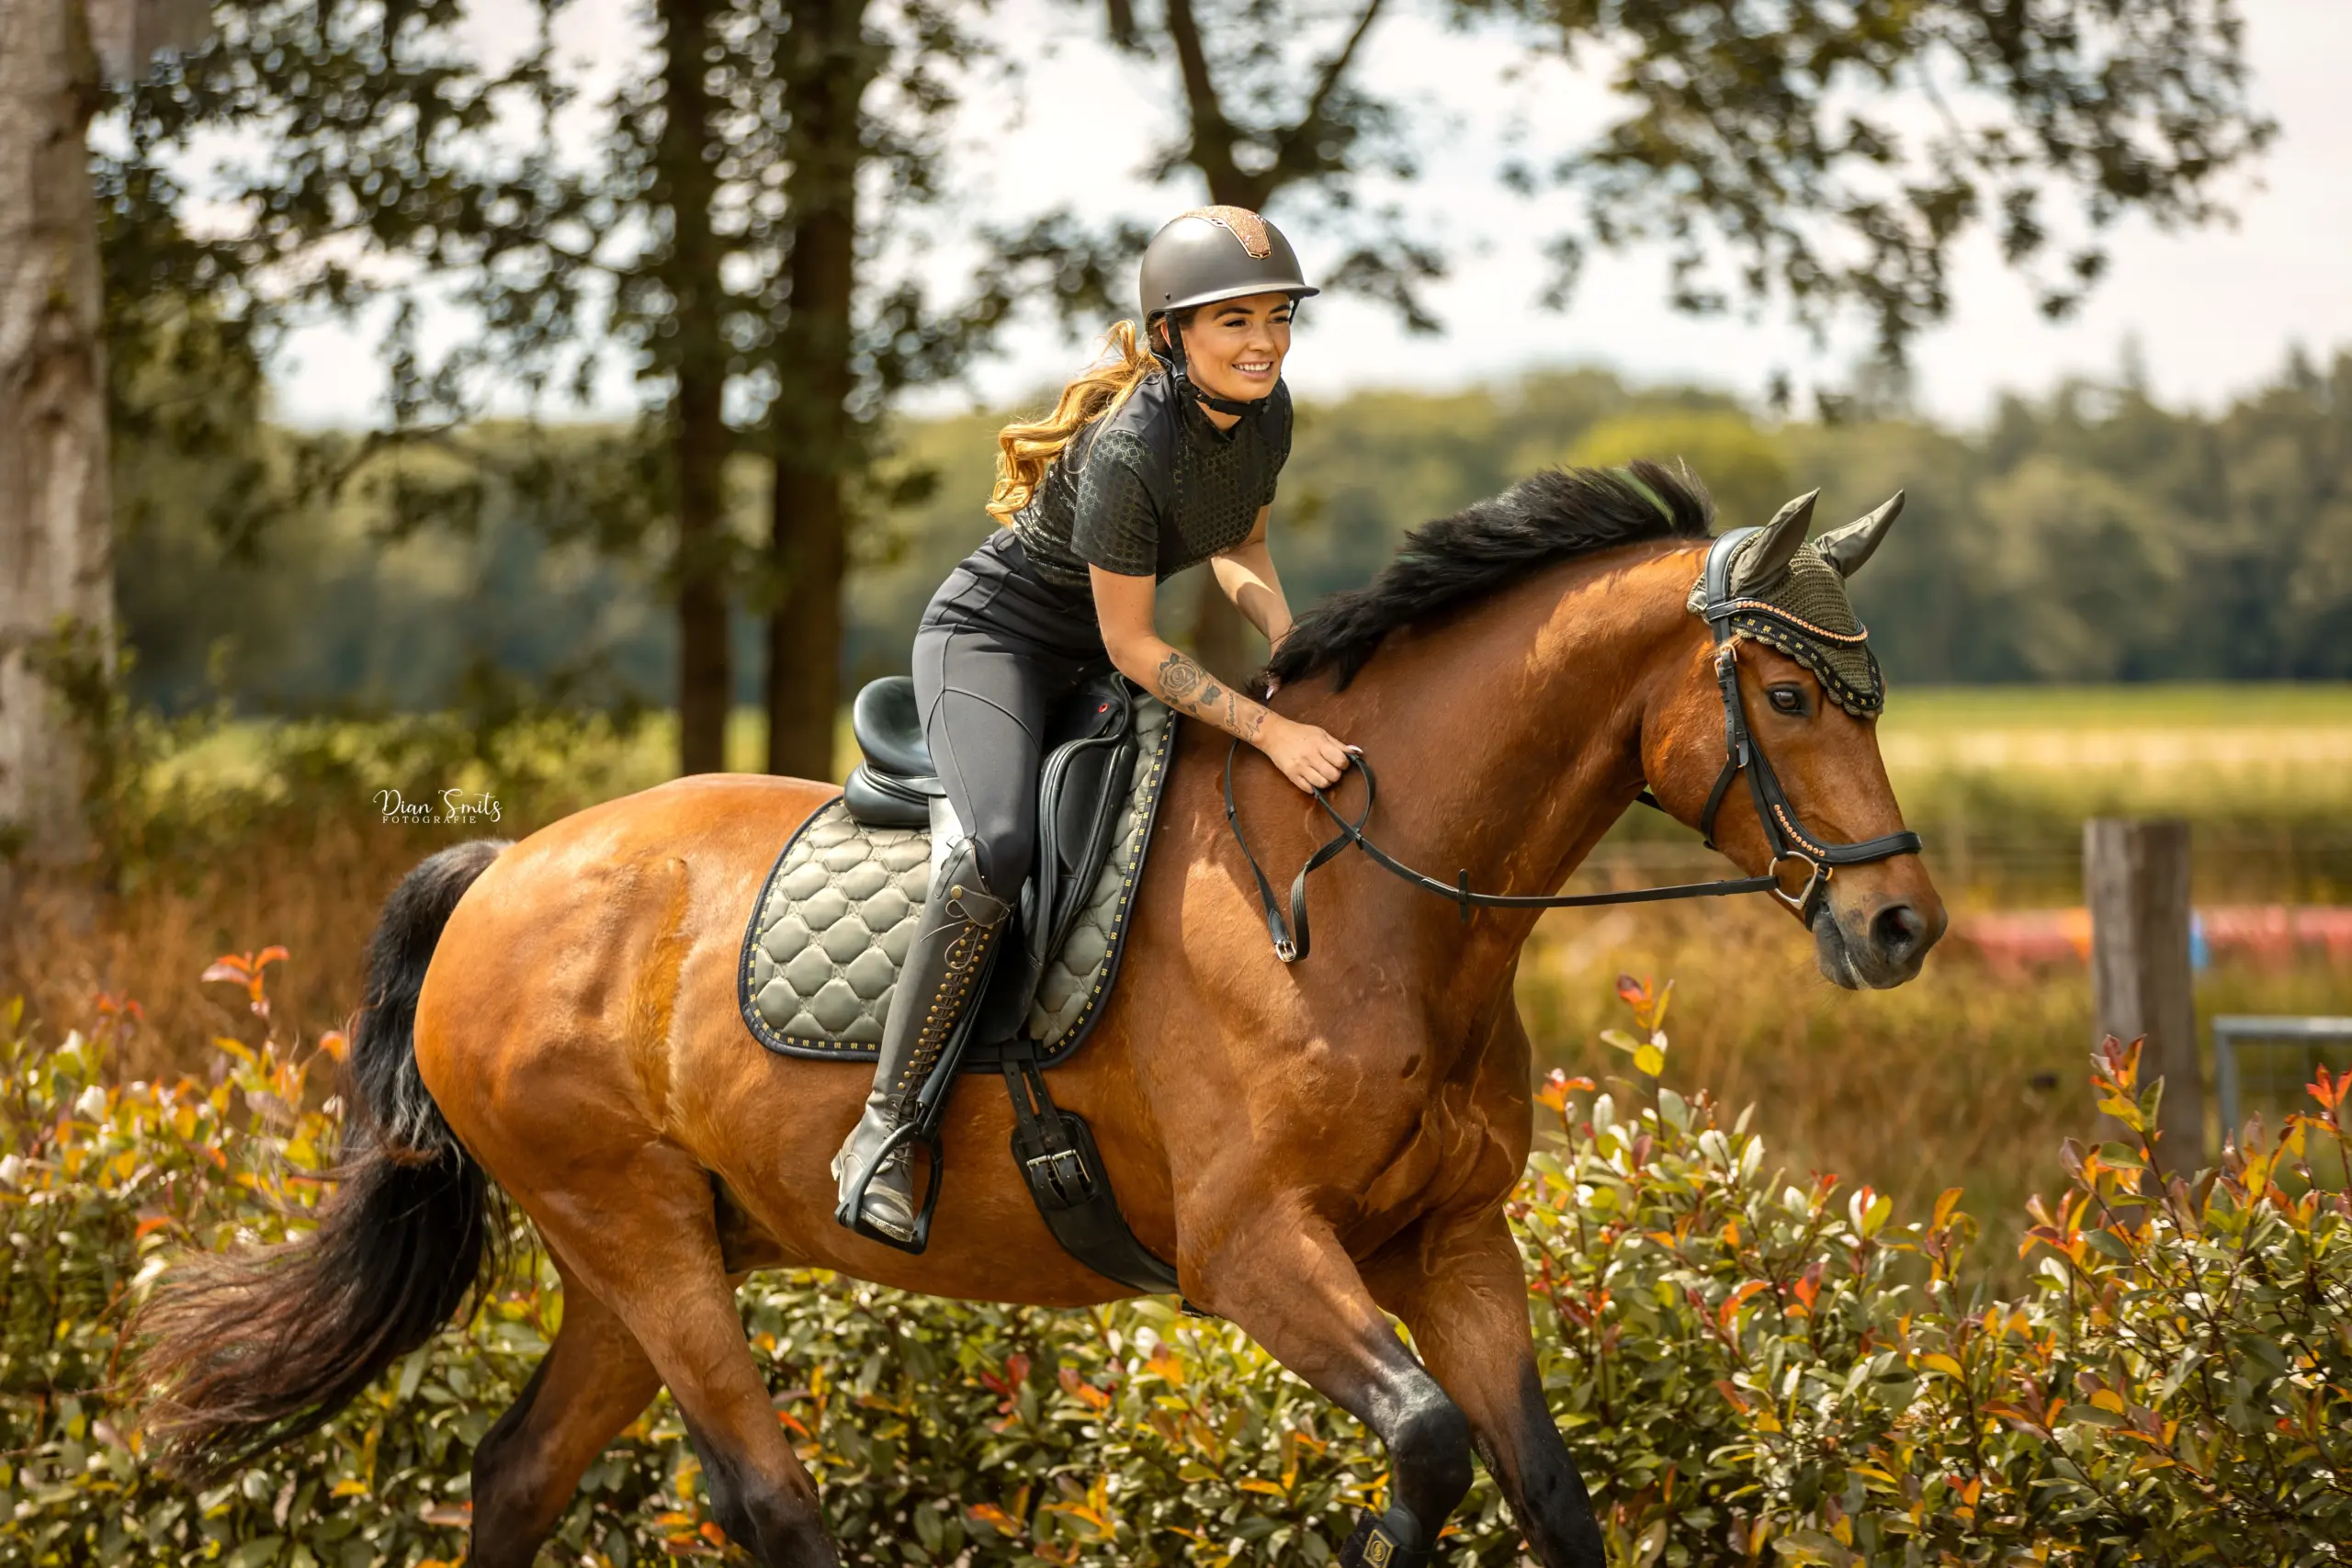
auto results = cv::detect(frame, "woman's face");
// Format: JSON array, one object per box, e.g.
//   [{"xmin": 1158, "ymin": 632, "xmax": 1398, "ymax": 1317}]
[{"xmin": 1166, "ymin": 292, "xmax": 1295, "ymax": 403}]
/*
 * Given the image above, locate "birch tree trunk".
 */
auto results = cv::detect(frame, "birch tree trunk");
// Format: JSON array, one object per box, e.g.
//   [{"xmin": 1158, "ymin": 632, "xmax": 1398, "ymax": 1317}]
[{"xmin": 0, "ymin": 0, "xmax": 113, "ymax": 908}]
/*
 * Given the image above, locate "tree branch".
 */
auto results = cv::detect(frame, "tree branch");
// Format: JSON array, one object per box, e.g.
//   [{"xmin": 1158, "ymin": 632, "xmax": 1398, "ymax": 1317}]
[
  {"xmin": 1159, "ymin": 0, "xmax": 1248, "ymax": 204},
  {"xmin": 1271, "ymin": 0, "xmax": 1385, "ymax": 184}
]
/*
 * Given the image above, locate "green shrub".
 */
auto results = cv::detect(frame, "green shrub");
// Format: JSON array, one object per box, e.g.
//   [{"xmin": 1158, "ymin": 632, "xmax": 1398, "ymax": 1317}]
[{"xmin": 3, "ymin": 965, "xmax": 2346, "ymax": 1565}]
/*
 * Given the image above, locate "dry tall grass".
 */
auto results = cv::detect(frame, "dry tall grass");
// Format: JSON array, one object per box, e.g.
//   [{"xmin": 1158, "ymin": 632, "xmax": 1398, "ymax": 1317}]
[{"xmin": 1519, "ymin": 897, "xmax": 2352, "ymax": 1283}]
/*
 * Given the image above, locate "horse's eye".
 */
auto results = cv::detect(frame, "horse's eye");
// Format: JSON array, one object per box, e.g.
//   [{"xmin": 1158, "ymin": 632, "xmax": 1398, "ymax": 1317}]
[{"xmin": 1767, "ymin": 686, "xmax": 1806, "ymax": 715}]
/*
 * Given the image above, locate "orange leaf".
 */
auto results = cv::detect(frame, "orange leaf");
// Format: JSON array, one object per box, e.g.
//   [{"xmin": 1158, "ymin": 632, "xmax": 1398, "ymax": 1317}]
[
  {"xmin": 966, "ymin": 1503, "xmax": 1021, "ymax": 1537},
  {"xmin": 1719, "ymin": 1280, "xmax": 1768, "ymax": 1330}
]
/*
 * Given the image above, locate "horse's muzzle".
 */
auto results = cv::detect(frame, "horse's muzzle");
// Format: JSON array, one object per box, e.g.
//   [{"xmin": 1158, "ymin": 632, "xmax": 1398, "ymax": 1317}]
[{"xmin": 1811, "ymin": 894, "xmax": 1944, "ymax": 989}]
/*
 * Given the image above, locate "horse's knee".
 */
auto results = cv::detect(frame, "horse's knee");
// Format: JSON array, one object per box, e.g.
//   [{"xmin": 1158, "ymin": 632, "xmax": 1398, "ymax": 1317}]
[
  {"xmin": 1340, "ymin": 1382, "xmax": 1476, "ymax": 1566},
  {"xmin": 1389, "ymin": 1386, "xmax": 1475, "ymax": 1517},
  {"xmin": 683, "ymin": 1416, "xmax": 838, "ymax": 1567}
]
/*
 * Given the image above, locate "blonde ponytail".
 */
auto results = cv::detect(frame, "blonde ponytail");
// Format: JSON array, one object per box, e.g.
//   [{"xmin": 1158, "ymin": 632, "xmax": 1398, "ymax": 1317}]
[{"xmin": 987, "ymin": 321, "xmax": 1162, "ymax": 525}]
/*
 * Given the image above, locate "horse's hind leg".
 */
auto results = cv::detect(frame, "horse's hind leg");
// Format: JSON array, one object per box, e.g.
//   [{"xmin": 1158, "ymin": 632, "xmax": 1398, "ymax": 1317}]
[
  {"xmin": 525, "ymin": 1145, "xmax": 839, "ymax": 1567},
  {"xmin": 1191, "ymin": 1200, "xmax": 1476, "ymax": 1565},
  {"xmin": 468, "ymin": 1260, "xmax": 664, "ymax": 1568}
]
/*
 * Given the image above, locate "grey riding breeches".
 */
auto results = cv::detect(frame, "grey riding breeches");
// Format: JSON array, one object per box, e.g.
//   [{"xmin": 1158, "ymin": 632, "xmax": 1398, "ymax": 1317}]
[{"xmin": 910, "ymin": 530, "xmax": 1110, "ymax": 896}]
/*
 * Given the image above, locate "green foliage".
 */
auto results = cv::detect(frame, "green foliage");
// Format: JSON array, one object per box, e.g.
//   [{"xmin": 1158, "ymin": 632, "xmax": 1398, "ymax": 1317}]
[
  {"xmin": 28, "ymin": 612, "xmax": 656, "ymax": 899},
  {"xmin": 5, "ymin": 971, "xmax": 2346, "ymax": 1564},
  {"xmin": 117, "ymin": 352, "xmax": 2352, "ymax": 718}
]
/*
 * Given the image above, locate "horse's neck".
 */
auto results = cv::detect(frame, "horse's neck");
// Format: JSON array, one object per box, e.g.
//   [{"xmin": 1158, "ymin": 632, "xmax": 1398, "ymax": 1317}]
[{"xmin": 1313, "ymin": 543, "xmax": 1699, "ymax": 965}]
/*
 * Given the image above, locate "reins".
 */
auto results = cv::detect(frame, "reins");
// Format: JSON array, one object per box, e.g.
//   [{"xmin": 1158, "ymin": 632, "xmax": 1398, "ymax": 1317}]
[{"xmin": 1223, "ymin": 527, "xmax": 1925, "ymax": 964}]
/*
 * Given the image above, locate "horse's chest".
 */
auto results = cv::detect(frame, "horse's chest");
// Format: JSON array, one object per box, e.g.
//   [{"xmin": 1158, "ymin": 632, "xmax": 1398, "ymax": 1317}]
[{"xmin": 1343, "ymin": 1083, "xmax": 1520, "ymax": 1249}]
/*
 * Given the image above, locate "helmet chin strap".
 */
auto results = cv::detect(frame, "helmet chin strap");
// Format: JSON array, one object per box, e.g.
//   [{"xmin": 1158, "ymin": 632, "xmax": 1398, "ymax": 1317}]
[{"xmin": 1152, "ymin": 316, "xmax": 1270, "ymax": 419}]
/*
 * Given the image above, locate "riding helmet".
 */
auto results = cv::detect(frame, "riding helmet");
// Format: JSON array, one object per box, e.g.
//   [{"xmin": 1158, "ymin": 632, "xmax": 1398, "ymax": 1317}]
[{"xmin": 1137, "ymin": 207, "xmax": 1318, "ymax": 329}]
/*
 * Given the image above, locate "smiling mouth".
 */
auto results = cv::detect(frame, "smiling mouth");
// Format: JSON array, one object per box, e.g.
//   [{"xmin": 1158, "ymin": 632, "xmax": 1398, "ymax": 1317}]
[{"xmin": 1232, "ymin": 360, "xmax": 1274, "ymax": 376}]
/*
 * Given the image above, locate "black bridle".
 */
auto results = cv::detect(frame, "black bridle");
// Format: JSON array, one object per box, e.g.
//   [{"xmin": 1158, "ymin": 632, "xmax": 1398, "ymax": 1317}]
[{"xmin": 1224, "ymin": 527, "xmax": 1925, "ymax": 963}]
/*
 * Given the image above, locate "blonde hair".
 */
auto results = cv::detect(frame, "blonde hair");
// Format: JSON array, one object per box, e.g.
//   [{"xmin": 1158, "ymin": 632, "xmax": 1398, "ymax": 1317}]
[{"xmin": 987, "ymin": 320, "xmax": 1164, "ymax": 525}]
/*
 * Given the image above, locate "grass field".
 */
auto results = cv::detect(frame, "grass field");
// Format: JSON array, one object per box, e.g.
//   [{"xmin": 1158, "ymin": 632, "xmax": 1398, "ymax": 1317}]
[
  {"xmin": 1883, "ymin": 684, "xmax": 2352, "ymax": 810},
  {"xmin": 9, "ymin": 682, "xmax": 2350, "ymax": 1292}
]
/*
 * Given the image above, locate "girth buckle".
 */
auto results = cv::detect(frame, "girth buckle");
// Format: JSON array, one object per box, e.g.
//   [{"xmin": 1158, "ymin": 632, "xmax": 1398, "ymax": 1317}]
[{"xmin": 1023, "ymin": 1145, "xmax": 1096, "ymax": 1203}]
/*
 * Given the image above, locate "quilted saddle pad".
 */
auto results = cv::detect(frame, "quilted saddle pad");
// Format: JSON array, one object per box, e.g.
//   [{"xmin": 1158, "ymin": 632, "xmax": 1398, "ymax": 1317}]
[{"xmin": 736, "ymin": 696, "xmax": 1176, "ymax": 1064}]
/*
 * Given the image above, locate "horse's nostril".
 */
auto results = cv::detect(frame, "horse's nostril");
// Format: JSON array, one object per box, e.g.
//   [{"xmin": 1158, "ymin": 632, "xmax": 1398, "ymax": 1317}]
[{"xmin": 1871, "ymin": 902, "xmax": 1927, "ymax": 962}]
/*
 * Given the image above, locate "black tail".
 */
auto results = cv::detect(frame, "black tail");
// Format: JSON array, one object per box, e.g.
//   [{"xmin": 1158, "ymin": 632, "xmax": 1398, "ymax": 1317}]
[{"xmin": 134, "ymin": 839, "xmax": 512, "ymax": 1483}]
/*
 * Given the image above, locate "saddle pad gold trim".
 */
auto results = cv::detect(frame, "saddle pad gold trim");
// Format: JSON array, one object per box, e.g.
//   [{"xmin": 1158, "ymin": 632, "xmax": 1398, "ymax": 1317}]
[{"xmin": 735, "ymin": 697, "xmax": 1177, "ymax": 1065}]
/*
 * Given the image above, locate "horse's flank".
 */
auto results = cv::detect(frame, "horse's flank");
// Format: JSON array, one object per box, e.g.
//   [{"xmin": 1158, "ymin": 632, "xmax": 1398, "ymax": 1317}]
[{"xmin": 409, "ymin": 536, "xmax": 1707, "ymax": 1307}]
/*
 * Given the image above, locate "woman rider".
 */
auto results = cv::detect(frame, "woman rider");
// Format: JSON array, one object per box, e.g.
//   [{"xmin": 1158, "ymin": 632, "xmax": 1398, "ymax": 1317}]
[{"xmin": 832, "ymin": 206, "xmax": 1357, "ymax": 1242}]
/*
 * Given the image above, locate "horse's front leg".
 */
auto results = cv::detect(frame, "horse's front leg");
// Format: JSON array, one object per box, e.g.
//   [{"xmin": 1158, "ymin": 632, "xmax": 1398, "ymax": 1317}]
[
  {"xmin": 1187, "ymin": 1194, "xmax": 1475, "ymax": 1565},
  {"xmin": 1364, "ymin": 1208, "xmax": 1606, "ymax": 1568}
]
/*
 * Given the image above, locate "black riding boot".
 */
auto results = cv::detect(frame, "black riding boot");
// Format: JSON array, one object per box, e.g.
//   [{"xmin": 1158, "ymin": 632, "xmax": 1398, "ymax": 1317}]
[{"xmin": 831, "ymin": 839, "xmax": 1010, "ymax": 1242}]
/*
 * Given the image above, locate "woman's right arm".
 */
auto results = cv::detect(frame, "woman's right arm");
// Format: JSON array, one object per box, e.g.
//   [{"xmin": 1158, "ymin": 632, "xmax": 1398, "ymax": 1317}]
[{"xmin": 1090, "ymin": 566, "xmax": 1354, "ymax": 793}]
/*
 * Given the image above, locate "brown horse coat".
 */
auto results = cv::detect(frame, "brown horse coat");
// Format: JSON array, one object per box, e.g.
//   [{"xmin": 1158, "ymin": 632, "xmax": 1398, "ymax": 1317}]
[{"xmin": 138, "ymin": 494, "xmax": 1942, "ymax": 1568}]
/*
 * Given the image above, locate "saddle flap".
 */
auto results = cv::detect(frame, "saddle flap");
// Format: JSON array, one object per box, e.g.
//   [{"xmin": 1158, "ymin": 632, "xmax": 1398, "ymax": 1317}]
[
  {"xmin": 1033, "ymin": 681, "xmax": 1140, "ymax": 964},
  {"xmin": 1045, "ymin": 672, "xmax": 1131, "ymax": 750}
]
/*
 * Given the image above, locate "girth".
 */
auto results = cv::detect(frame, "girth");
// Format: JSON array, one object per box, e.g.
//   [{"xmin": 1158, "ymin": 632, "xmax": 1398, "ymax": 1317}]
[{"xmin": 1225, "ymin": 526, "xmax": 1924, "ymax": 961}]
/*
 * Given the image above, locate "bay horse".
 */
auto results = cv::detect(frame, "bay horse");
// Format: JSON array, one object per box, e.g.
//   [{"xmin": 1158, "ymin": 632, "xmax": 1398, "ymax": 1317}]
[{"xmin": 133, "ymin": 465, "xmax": 1944, "ymax": 1566}]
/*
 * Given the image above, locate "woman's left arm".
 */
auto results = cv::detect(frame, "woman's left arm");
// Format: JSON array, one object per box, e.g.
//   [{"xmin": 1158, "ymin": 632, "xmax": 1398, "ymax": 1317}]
[{"xmin": 1209, "ymin": 504, "xmax": 1293, "ymax": 650}]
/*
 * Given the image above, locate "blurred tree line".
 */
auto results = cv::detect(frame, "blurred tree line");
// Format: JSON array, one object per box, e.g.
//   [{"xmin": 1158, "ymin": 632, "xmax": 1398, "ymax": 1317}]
[
  {"xmin": 74, "ymin": 0, "xmax": 2273, "ymax": 755},
  {"xmin": 115, "ymin": 344, "xmax": 2352, "ymax": 713}
]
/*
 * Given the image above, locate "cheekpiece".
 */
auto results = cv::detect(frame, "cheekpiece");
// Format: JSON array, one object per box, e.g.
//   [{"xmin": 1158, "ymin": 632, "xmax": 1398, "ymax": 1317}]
[{"xmin": 1687, "ymin": 537, "xmax": 1886, "ymax": 717}]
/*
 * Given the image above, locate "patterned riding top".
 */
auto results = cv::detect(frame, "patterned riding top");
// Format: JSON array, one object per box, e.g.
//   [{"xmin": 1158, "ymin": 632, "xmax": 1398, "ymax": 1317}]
[{"xmin": 1004, "ymin": 371, "xmax": 1293, "ymax": 594}]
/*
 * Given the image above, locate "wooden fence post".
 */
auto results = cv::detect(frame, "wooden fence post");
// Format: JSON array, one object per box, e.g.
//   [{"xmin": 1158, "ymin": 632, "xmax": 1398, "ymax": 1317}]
[{"xmin": 2084, "ymin": 818, "xmax": 2202, "ymax": 1167}]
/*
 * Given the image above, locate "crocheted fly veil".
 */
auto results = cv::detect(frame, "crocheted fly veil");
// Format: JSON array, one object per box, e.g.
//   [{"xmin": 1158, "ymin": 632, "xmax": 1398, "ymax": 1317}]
[{"xmin": 1686, "ymin": 490, "xmax": 1907, "ymax": 718}]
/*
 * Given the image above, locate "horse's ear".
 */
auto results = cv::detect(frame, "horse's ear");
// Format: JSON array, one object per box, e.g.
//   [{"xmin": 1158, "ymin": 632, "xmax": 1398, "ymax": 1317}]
[
  {"xmin": 1728, "ymin": 490, "xmax": 1817, "ymax": 594},
  {"xmin": 1815, "ymin": 491, "xmax": 1906, "ymax": 579}
]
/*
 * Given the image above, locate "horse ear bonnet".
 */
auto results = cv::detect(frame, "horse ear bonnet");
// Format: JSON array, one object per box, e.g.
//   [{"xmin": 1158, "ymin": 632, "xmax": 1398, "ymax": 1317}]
[{"xmin": 1688, "ymin": 491, "xmax": 1893, "ymax": 718}]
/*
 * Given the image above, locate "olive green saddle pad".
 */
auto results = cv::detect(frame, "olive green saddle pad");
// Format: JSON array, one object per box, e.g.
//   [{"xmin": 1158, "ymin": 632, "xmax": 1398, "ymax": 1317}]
[{"xmin": 735, "ymin": 696, "xmax": 1176, "ymax": 1065}]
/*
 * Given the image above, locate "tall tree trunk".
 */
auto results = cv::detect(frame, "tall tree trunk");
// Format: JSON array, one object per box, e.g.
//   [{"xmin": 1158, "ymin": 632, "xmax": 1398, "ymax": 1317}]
[
  {"xmin": 763, "ymin": 0, "xmax": 873, "ymax": 782},
  {"xmin": 657, "ymin": 0, "xmax": 731, "ymax": 775},
  {"xmin": 0, "ymin": 0, "xmax": 112, "ymax": 913}
]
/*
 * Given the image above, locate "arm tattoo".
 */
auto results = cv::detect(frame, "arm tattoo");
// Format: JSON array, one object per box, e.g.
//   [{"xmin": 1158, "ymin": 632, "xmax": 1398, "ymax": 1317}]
[{"xmin": 1154, "ymin": 649, "xmax": 1265, "ymax": 741}]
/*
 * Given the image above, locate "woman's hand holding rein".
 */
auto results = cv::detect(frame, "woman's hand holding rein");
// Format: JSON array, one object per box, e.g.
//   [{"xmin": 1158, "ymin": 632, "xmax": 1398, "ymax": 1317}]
[
  {"xmin": 1092, "ymin": 565, "xmax": 1353, "ymax": 795},
  {"xmin": 1146, "ymin": 647, "xmax": 1354, "ymax": 792}
]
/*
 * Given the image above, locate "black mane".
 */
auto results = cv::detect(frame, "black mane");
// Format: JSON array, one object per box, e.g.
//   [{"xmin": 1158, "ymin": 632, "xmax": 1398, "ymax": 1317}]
[{"xmin": 1263, "ymin": 460, "xmax": 1714, "ymax": 691}]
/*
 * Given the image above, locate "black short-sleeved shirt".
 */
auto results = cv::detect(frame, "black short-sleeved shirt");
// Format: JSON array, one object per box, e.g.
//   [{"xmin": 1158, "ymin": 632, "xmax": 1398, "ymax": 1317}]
[{"xmin": 1005, "ymin": 371, "xmax": 1292, "ymax": 592}]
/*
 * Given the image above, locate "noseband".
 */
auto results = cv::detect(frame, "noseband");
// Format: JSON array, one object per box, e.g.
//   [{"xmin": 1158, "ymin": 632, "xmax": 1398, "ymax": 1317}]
[{"xmin": 1225, "ymin": 527, "xmax": 1926, "ymax": 962}]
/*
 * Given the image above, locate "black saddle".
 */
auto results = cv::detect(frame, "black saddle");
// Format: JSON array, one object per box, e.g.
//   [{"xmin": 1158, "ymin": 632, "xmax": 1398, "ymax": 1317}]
[
  {"xmin": 844, "ymin": 673, "xmax": 1141, "ymax": 1018},
  {"xmin": 842, "ymin": 678, "xmax": 942, "ymax": 826},
  {"xmin": 832, "ymin": 671, "xmax": 1177, "ymax": 1295}
]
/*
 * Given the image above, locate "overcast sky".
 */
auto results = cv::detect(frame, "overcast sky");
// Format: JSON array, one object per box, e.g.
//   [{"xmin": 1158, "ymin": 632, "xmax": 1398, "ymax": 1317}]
[{"xmin": 261, "ymin": 0, "xmax": 2350, "ymax": 430}]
